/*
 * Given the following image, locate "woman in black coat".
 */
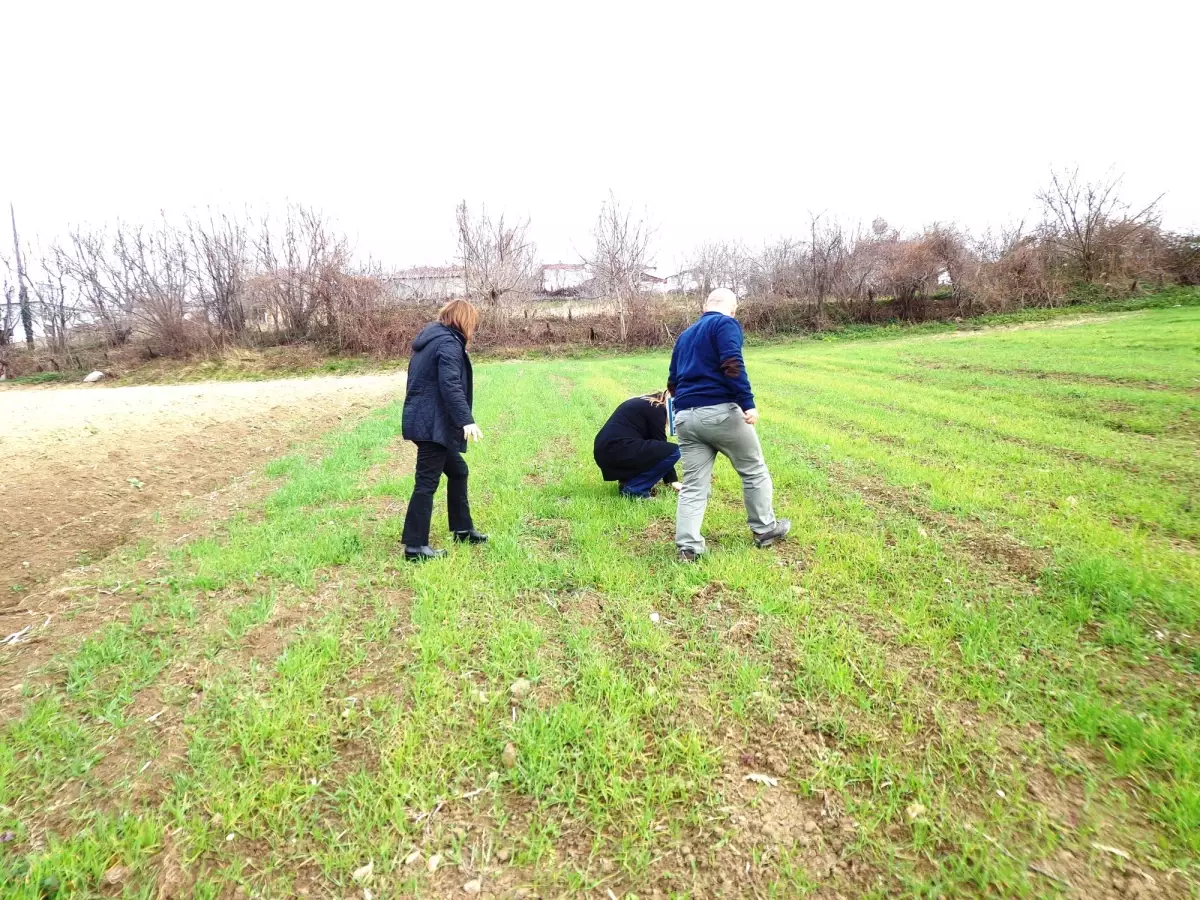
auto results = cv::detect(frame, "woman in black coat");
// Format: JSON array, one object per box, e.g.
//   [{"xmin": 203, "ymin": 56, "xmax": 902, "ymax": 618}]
[
  {"xmin": 400, "ymin": 299, "xmax": 488, "ymax": 561},
  {"xmin": 593, "ymin": 391, "xmax": 682, "ymax": 499}
]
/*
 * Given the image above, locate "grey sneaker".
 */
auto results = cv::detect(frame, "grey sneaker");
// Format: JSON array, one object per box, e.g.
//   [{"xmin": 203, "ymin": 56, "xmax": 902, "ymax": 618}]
[
  {"xmin": 753, "ymin": 519, "xmax": 792, "ymax": 548},
  {"xmin": 677, "ymin": 548, "xmax": 699, "ymax": 563}
]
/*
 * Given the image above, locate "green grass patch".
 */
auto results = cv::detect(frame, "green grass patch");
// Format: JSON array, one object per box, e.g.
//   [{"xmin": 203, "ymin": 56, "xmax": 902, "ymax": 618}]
[{"xmin": 1, "ymin": 305, "xmax": 1197, "ymax": 897}]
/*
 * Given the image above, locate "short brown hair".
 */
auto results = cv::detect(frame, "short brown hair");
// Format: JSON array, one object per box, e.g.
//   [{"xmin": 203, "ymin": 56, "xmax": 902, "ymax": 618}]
[{"xmin": 438, "ymin": 299, "xmax": 480, "ymax": 341}]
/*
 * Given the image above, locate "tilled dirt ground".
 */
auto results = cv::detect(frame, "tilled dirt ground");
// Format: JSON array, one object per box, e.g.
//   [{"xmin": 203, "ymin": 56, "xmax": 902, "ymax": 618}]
[{"xmin": 0, "ymin": 374, "xmax": 406, "ymax": 603}]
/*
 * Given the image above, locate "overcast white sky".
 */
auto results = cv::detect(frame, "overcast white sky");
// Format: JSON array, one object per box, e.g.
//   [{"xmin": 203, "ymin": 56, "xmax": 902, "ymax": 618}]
[{"xmin": 3, "ymin": 0, "xmax": 1197, "ymax": 273}]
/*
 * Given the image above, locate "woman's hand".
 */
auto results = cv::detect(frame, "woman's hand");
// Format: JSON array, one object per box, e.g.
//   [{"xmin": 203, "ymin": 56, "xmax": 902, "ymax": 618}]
[
  {"xmin": 671, "ymin": 481, "xmax": 683, "ymax": 492},
  {"xmin": 464, "ymin": 424, "xmax": 484, "ymax": 443}
]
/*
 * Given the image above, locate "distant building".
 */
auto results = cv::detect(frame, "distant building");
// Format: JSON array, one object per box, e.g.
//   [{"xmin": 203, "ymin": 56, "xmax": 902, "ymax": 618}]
[
  {"xmin": 542, "ymin": 263, "xmax": 589, "ymax": 295},
  {"xmin": 385, "ymin": 266, "xmax": 466, "ymax": 302},
  {"xmin": 639, "ymin": 270, "xmax": 669, "ymax": 294},
  {"xmin": 665, "ymin": 270, "xmax": 702, "ymax": 293}
]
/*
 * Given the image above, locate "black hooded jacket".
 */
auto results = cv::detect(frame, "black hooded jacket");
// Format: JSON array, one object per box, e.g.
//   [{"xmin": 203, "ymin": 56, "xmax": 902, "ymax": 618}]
[
  {"xmin": 401, "ymin": 322, "xmax": 474, "ymax": 452},
  {"xmin": 593, "ymin": 396, "xmax": 679, "ymax": 483}
]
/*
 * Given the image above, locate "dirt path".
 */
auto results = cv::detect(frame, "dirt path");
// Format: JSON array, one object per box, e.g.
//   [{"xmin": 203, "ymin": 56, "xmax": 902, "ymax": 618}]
[{"xmin": 0, "ymin": 374, "xmax": 406, "ymax": 601}]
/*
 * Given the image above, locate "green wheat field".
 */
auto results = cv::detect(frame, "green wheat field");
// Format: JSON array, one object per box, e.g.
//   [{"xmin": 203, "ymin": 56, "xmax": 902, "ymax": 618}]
[{"xmin": 2, "ymin": 304, "xmax": 1198, "ymax": 898}]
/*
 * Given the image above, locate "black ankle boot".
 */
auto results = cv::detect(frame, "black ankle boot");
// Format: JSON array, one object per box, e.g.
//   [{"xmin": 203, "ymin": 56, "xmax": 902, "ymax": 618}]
[
  {"xmin": 453, "ymin": 529, "xmax": 488, "ymax": 544},
  {"xmin": 405, "ymin": 545, "xmax": 448, "ymax": 562}
]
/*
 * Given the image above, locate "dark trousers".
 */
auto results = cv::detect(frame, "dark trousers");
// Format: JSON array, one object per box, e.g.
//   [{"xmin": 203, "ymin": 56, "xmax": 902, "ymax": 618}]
[
  {"xmin": 401, "ymin": 441, "xmax": 474, "ymax": 548},
  {"xmin": 620, "ymin": 446, "xmax": 682, "ymax": 498}
]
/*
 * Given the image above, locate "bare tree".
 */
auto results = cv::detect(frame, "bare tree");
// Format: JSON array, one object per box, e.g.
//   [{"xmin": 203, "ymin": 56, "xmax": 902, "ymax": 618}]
[
  {"xmin": 685, "ymin": 240, "xmax": 752, "ymax": 307},
  {"xmin": 750, "ymin": 237, "xmax": 804, "ymax": 299},
  {"xmin": 586, "ymin": 192, "xmax": 654, "ymax": 342},
  {"xmin": 1037, "ymin": 168, "xmax": 1162, "ymax": 282},
  {"xmin": 113, "ymin": 217, "xmax": 196, "ymax": 354},
  {"xmin": 456, "ymin": 201, "xmax": 538, "ymax": 309},
  {"xmin": 1, "ymin": 251, "xmax": 18, "ymax": 348},
  {"xmin": 21, "ymin": 242, "xmax": 81, "ymax": 362},
  {"xmin": 255, "ymin": 204, "xmax": 348, "ymax": 339},
  {"xmin": 9, "ymin": 205, "xmax": 34, "ymax": 348},
  {"xmin": 57, "ymin": 225, "xmax": 134, "ymax": 346},
  {"xmin": 807, "ymin": 213, "xmax": 852, "ymax": 321},
  {"xmin": 188, "ymin": 209, "xmax": 250, "ymax": 341}
]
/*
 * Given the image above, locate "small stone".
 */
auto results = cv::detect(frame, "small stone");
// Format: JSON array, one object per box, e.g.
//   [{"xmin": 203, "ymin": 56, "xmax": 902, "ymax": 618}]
[
  {"xmin": 649, "ymin": 611, "xmax": 661, "ymax": 624},
  {"xmin": 599, "ymin": 858, "xmax": 615, "ymax": 874},
  {"xmin": 83, "ymin": 370, "xmax": 106, "ymax": 383},
  {"xmin": 804, "ymin": 820, "xmax": 819, "ymax": 834},
  {"xmin": 905, "ymin": 802, "xmax": 927, "ymax": 822},
  {"xmin": 463, "ymin": 878, "xmax": 482, "ymax": 894},
  {"xmin": 102, "ymin": 866, "xmax": 130, "ymax": 886},
  {"xmin": 427, "ymin": 853, "xmax": 442, "ymax": 873},
  {"xmin": 509, "ymin": 678, "xmax": 533, "ymax": 701},
  {"xmin": 502, "ymin": 742, "xmax": 518, "ymax": 769},
  {"xmin": 404, "ymin": 849, "xmax": 423, "ymax": 866},
  {"xmin": 352, "ymin": 861, "xmax": 374, "ymax": 883}
]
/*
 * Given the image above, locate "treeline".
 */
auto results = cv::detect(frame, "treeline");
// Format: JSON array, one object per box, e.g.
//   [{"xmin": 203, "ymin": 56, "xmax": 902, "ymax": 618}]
[
  {"xmin": 2, "ymin": 169, "xmax": 1198, "ymax": 376},
  {"xmin": 681, "ymin": 173, "xmax": 1197, "ymax": 318}
]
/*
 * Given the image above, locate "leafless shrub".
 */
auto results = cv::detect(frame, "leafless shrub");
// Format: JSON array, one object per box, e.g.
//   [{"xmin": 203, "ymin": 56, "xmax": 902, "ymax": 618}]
[
  {"xmin": 110, "ymin": 218, "xmax": 202, "ymax": 355},
  {"xmin": 1037, "ymin": 168, "xmax": 1162, "ymax": 283},
  {"xmin": 56, "ymin": 225, "xmax": 134, "ymax": 346},
  {"xmin": 749, "ymin": 237, "xmax": 805, "ymax": 299},
  {"xmin": 1163, "ymin": 232, "xmax": 1200, "ymax": 286},
  {"xmin": 255, "ymin": 205, "xmax": 348, "ymax": 339},
  {"xmin": 685, "ymin": 241, "xmax": 753, "ymax": 306},
  {"xmin": 188, "ymin": 209, "xmax": 250, "ymax": 341},
  {"xmin": 961, "ymin": 224, "xmax": 1055, "ymax": 311}
]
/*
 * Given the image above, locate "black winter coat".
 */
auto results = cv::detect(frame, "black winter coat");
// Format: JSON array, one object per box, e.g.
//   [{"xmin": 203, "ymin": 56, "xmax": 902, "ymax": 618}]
[
  {"xmin": 402, "ymin": 323, "xmax": 474, "ymax": 452},
  {"xmin": 593, "ymin": 396, "xmax": 679, "ymax": 483}
]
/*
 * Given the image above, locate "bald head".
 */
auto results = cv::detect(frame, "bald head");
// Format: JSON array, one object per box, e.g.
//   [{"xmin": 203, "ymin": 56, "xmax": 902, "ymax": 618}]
[{"xmin": 705, "ymin": 287, "xmax": 739, "ymax": 316}]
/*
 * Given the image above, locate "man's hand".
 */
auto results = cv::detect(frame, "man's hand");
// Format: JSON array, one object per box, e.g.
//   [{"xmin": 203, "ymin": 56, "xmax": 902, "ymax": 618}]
[
  {"xmin": 670, "ymin": 481, "xmax": 683, "ymax": 492},
  {"xmin": 743, "ymin": 408, "xmax": 760, "ymax": 426},
  {"xmin": 464, "ymin": 424, "xmax": 484, "ymax": 442}
]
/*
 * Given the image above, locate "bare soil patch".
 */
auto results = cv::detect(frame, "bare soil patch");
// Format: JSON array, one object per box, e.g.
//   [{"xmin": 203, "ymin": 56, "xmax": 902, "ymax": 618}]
[{"xmin": 0, "ymin": 374, "xmax": 406, "ymax": 600}]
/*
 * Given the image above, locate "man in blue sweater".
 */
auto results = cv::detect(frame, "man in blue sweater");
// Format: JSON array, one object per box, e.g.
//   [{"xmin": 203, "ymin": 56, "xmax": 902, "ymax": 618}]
[{"xmin": 668, "ymin": 288, "xmax": 790, "ymax": 561}]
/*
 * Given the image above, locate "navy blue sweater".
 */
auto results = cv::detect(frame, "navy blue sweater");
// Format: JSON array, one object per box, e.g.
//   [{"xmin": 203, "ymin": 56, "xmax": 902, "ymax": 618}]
[{"xmin": 668, "ymin": 311, "xmax": 755, "ymax": 412}]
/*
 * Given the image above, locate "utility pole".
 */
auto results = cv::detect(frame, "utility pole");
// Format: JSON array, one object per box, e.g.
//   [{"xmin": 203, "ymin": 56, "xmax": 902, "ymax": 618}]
[{"xmin": 10, "ymin": 203, "xmax": 33, "ymax": 348}]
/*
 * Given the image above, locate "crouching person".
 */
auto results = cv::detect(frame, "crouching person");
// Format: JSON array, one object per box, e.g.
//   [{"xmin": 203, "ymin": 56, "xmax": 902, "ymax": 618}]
[{"xmin": 593, "ymin": 390, "xmax": 682, "ymax": 499}]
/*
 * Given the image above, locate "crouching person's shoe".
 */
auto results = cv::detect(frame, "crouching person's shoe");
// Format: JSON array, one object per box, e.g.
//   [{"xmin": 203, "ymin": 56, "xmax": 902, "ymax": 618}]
[
  {"xmin": 753, "ymin": 519, "xmax": 792, "ymax": 548},
  {"xmin": 453, "ymin": 529, "xmax": 489, "ymax": 544},
  {"xmin": 405, "ymin": 546, "xmax": 448, "ymax": 562},
  {"xmin": 677, "ymin": 548, "xmax": 699, "ymax": 563}
]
